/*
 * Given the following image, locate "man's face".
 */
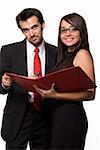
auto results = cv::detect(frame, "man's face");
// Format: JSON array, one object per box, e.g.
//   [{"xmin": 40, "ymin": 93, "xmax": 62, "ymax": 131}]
[{"xmin": 19, "ymin": 16, "xmax": 45, "ymax": 46}]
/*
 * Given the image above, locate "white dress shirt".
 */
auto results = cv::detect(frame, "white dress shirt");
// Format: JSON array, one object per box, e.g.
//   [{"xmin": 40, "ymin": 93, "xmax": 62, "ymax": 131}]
[{"xmin": 26, "ymin": 40, "xmax": 46, "ymax": 102}]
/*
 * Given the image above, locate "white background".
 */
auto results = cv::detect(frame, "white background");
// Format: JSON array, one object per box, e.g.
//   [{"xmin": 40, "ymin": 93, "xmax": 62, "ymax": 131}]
[{"xmin": 0, "ymin": 0, "xmax": 100, "ymax": 149}]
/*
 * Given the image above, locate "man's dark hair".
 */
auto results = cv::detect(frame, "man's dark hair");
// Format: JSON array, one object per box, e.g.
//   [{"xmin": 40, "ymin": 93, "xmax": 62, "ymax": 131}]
[{"xmin": 16, "ymin": 8, "xmax": 44, "ymax": 29}]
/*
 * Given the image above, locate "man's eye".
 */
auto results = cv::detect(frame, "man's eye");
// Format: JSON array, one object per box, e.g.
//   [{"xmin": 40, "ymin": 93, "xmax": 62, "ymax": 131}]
[
  {"xmin": 22, "ymin": 29, "xmax": 29, "ymax": 33},
  {"xmin": 31, "ymin": 25, "xmax": 39, "ymax": 30}
]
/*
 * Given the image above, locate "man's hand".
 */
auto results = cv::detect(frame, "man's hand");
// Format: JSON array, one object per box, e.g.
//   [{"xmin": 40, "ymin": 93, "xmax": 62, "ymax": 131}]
[{"xmin": 2, "ymin": 73, "xmax": 13, "ymax": 89}]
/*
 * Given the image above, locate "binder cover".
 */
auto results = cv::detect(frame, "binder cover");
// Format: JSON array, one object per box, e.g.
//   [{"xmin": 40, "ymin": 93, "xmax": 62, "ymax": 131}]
[{"xmin": 6, "ymin": 66, "xmax": 96, "ymax": 93}]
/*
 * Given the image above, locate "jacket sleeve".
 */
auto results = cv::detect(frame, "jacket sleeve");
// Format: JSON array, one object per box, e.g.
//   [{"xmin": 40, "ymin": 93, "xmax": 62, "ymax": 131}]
[{"xmin": 0, "ymin": 46, "xmax": 11, "ymax": 94}]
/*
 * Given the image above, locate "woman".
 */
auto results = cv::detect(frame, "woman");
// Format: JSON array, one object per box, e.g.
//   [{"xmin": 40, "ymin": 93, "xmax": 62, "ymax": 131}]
[{"xmin": 34, "ymin": 13, "xmax": 96, "ymax": 149}]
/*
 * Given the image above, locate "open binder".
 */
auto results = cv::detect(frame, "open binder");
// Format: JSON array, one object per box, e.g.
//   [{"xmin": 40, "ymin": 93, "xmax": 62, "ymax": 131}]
[{"xmin": 6, "ymin": 66, "xmax": 96, "ymax": 93}]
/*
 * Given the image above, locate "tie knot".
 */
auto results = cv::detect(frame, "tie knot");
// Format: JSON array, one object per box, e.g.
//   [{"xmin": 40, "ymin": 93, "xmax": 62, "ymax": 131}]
[{"xmin": 34, "ymin": 47, "xmax": 39, "ymax": 53}]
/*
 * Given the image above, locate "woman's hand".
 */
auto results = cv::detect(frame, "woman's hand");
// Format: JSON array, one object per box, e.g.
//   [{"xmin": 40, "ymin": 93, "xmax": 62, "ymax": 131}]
[{"xmin": 33, "ymin": 83, "xmax": 58, "ymax": 99}]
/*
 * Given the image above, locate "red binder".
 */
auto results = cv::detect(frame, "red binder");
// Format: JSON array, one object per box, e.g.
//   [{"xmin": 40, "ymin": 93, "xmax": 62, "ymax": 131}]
[{"xmin": 6, "ymin": 66, "xmax": 96, "ymax": 93}]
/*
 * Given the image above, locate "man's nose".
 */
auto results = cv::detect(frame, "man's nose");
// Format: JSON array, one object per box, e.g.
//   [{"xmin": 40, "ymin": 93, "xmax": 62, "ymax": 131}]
[{"xmin": 29, "ymin": 29, "xmax": 35, "ymax": 37}]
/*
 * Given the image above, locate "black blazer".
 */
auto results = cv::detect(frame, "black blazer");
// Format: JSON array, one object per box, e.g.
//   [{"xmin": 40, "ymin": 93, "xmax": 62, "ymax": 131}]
[{"xmin": 0, "ymin": 39, "xmax": 58, "ymax": 142}]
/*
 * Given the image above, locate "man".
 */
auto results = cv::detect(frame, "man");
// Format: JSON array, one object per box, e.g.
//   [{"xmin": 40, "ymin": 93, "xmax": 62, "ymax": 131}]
[{"xmin": 0, "ymin": 8, "xmax": 58, "ymax": 149}]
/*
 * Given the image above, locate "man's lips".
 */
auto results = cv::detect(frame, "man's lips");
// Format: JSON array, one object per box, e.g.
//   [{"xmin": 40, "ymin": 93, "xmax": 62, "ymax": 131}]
[{"xmin": 31, "ymin": 36, "xmax": 38, "ymax": 41}]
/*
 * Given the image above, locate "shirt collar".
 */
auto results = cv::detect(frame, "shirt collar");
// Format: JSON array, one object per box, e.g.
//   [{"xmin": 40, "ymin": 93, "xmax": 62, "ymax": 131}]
[{"xmin": 26, "ymin": 39, "xmax": 45, "ymax": 55}]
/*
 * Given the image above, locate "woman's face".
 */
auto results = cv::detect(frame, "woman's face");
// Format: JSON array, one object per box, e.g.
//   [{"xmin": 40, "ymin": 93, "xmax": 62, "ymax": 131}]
[{"xmin": 60, "ymin": 19, "xmax": 80, "ymax": 51}]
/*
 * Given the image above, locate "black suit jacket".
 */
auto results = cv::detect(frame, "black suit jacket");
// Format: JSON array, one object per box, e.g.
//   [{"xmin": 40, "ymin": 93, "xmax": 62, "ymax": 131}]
[{"xmin": 0, "ymin": 39, "xmax": 58, "ymax": 142}]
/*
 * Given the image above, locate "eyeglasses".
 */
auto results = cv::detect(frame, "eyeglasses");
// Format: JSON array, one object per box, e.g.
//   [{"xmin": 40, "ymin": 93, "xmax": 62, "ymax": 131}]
[{"xmin": 60, "ymin": 26, "xmax": 78, "ymax": 34}]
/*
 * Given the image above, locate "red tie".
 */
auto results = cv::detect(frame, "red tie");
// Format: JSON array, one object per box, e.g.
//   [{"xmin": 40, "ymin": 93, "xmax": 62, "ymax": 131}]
[
  {"xmin": 33, "ymin": 47, "xmax": 42, "ymax": 111},
  {"xmin": 34, "ymin": 47, "xmax": 42, "ymax": 77}
]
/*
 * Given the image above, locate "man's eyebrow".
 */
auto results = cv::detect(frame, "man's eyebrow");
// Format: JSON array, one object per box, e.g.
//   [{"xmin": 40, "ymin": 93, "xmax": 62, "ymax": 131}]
[{"xmin": 31, "ymin": 24, "xmax": 39, "ymax": 28}]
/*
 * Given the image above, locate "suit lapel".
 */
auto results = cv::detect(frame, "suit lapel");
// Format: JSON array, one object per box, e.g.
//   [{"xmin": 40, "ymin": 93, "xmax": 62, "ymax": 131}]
[
  {"xmin": 45, "ymin": 43, "xmax": 52, "ymax": 74},
  {"xmin": 45, "ymin": 43, "xmax": 57, "ymax": 74},
  {"xmin": 14, "ymin": 39, "xmax": 28, "ymax": 76}
]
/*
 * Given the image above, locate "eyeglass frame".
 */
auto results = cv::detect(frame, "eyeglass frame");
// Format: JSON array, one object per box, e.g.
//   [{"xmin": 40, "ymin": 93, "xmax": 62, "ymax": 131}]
[{"xmin": 60, "ymin": 26, "xmax": 78, "ymax": 34}]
